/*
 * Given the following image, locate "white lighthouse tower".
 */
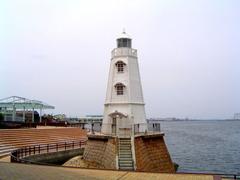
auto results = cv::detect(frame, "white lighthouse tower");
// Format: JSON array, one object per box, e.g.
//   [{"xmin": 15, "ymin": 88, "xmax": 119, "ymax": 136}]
[
  {"xmin": 102, "ymin": 31, "xmax": 147, "ymax": 136},
  {"xmin": 84, "ymin": 31, "xmax": 175, "ymax": 172}
]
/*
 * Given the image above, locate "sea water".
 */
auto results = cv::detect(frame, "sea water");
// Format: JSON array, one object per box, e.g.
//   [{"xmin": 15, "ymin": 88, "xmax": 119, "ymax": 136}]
[{"xmin": 161, "ymin": 120, "xmax": 240, "ymax": 174}]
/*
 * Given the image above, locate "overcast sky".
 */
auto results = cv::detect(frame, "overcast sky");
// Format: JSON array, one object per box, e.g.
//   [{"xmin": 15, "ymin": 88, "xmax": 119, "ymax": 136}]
[{"xmin": 1, "ymin": 0, "xmax": 239, "ymax": 119}]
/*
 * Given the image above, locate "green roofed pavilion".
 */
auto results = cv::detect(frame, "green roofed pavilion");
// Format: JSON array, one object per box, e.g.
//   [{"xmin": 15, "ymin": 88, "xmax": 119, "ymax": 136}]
[{"xmin": 0, "ymin": 96, "xmax": 54, "ymax": 123}]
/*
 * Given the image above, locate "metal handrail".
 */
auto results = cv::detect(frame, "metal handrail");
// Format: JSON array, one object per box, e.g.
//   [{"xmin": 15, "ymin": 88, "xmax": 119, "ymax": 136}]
[
  {"xmin": 11, "ymin": 139, "xmax": 87, "ymax": 163},
  {"xmin": 134, "ymin": 123, "xmax": 161, "ymax": 135},
  {"xmin": 111, "ymin": 47, "xmax": 138, "ymax": 58},
  {"xmin": 90, "ymin": 123, "xmax": 161, "ymax": 136}
]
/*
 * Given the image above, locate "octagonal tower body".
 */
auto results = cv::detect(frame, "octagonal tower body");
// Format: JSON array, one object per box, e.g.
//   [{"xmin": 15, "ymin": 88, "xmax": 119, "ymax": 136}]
[{"xmin": 102, "ymin": 31, "xmax": 147, "ymax": 136}]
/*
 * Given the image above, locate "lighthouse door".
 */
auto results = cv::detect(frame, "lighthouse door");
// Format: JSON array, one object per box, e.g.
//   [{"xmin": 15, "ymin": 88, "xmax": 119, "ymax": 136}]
[{"xmin": 112, "ymin": 117, "xmax": 116, "ymax": 135}]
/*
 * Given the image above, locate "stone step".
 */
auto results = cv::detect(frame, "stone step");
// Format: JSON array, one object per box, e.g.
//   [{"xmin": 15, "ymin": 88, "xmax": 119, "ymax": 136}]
[
  {"xmin": 119, "ymin": 154, "xmax": 132, "ymax": 159},
  {"xmin": 119, "ymin": 164, "xmax": 133, "ymax": 169},
  {"xmin": 119, "ymin": 155, "xmax": 132, "ymax": 158},
  {"xmin": 119, "ymin": 152, "xmax": 132, "ymax": 155},
  {"xmin": 119, "ymin": 146, "xmax": 131, "ymax": 150},
  {"xmin": 0, "ymin": 148, "xmax": 17, "ymax": 154},
  {"xmin": 119, "ymin": 154, "xmax": 132, "ymax": 160},
  {"xmin": 119, "ymin": 140, "xmax": 131, "ymax": 143},
  {"xmin": 119, "ymin": 145, "xmax": 131, "ymax": 148},
  {"xmin": 119, "ymin": 157, "xmax": 132, "ymax": 160},
  {"xmin": 119, "ymin": 150, "xmax": 132, "ymax": 153},
  {"xmin": 119, "ymin": 149, "xmax": 131, "ymax": 152},
  {"xmin": 119, "ymin": 154, "xmax": 132, "ymax": 157},
  {"xmin": 119, "ymin": 142, "xmax": 131, "ymax": 146},
  {"xmin": 0, "ymin": 152, "xmax": 10, "ymax": 159},
  {"xmin": 119, "ymin": 160, "xmax": 133, "ymax": 164},
  {"xmin": 118, "ymin": 138, "xmax": 133, "ymax": 170},
  {"xmin": 119, "ymin": 139, "xmax": 131, "ymax": 142},
  {"xmin": 119, "ymin": 143, "xmax": 131, "ymax": 145},
  {"xmin": 119, "ymin": 144, "xmax": 131, "ymax": 147},
  {"xmin": 119, "ymin": 164, "xmax": 133, "ymax": 168},
  {"xmin": 119, "ymin": 150, "xmax": 131, "ymax": 152},
  {"xmin": 0, "ymin": 144, "xmax": 10, "ymax": 147},
  {"xmin": 119, "ymin": 143, "xmax": 131, "ymax": 146},
  {"xmin": 119, "ymin": 148, "xmax": 131, "ymax": 150},
  {"xmin": 119, "ymin": 155, "xmax": 132, "ymax": 159},
  {"xmin": 119, "ymin": 163, "xmax": 133, "ymax": 167},
  {"xmin": 0, "ymin": 146, "xmax": 16, "ymax": 151},
  {"xmin": 119, "ymin": 152, "xmax": 131, "ymax": 156},
  {"xmin": 119, "ymin": 167, "xmax": 134, "ymax": 171},
  {"xmin": 119, "ymin": 139, "xmax": 131, "ymax": 141},
  {"xmin": 119, "ymin": 144, "xmax": 130, "ymax": 146},
  {"xmin": 119, "ymin": 146, "xmax": 131, "ymax": 149}
]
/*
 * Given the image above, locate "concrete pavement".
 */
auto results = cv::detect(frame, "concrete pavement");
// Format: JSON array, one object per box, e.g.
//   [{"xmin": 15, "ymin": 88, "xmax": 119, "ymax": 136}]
[{"xmin": 0, "ymin": 162, "xmax": 220, "ymax": 180}]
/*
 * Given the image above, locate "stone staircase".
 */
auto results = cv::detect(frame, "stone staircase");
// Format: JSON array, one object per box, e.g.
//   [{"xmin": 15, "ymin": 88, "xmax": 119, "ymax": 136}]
[
  {"xmin": 118, "ymin": 138, "xmax": 134, "ymax": 170},
  {"xmin": 0, "ymin": 128, "xmax": 87, "ymax": 159}
]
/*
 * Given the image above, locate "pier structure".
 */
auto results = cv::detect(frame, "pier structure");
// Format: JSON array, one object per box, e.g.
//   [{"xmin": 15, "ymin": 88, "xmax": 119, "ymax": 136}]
[{"xmin": 83, "ymin": 31, "xmax": 175, "ymax": 172}]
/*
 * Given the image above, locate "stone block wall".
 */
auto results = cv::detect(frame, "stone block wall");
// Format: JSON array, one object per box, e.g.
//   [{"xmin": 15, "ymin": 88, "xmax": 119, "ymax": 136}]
[
  {"xmin": 102, "ymin": 138, "xmax": 117, "ymax": 169},
  {"xmin": 83, "ymin": 135, "xmax": 117, "ymax": 169},
  {"xmin": 134, "ymin": 134, "xmax": 175, "ymax": 173}
]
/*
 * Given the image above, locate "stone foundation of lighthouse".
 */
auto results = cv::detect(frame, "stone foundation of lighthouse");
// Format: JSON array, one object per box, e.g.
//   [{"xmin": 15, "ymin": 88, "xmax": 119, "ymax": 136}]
[{"xmin": 83, "ymin": 133, "xmax": 175, "ymax": 172}]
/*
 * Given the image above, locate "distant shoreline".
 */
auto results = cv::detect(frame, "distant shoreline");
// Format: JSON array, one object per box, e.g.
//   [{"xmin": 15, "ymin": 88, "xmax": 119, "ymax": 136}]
[{"xmin": 148, "ymin": 119, "xmax": 240, "ymax": 122}]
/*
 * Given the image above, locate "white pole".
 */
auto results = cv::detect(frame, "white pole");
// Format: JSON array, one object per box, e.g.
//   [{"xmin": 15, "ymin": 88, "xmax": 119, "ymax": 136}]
[
  {"xmin": 40, "ymin": 107, "xmax": 42, "ymax": 123},
  {"xmin": 12, "ymin": 104, "xmax": 15, "ymax": 121},
  {"xmin": 32, "ymin": 108, "xmax": 34, "ymax": 123},
  {"xmin": 4, "ymin": 107, "xmax": 7, "ymax": 121},
  {"xmin": 23, "ymin": 106, "xmax": 25, "ymax": 122}
]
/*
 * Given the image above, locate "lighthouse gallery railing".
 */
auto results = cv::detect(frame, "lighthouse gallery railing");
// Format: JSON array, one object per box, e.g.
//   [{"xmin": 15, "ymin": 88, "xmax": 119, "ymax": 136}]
[{"xmin": 93, "ymin": 123, "xmax": 161, "ymax": 136}]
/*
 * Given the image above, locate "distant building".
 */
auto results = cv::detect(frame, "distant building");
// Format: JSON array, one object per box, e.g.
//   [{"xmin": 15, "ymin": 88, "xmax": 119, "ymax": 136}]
[
  {"xmin": 53, "ymin": 114, "xmax": 66, "ymax": 121},
  {"xmin": 233, "ymin": 113, "xmax": 240, "ymax": 120},
  {"xmin": 65, "ymin": 115, "xmax": 103, "ymax": 124}
]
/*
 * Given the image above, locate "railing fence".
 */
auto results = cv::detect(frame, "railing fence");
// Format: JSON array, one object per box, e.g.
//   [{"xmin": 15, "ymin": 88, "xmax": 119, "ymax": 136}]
[{"xmin": 11, "ymin": 140, "xmax": 86, "ymax": 163}]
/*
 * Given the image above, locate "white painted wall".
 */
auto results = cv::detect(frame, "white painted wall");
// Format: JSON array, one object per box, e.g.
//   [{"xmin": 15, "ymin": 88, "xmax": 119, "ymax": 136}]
[{"xmin": 102, "ymin": 39, "xmax": 147, "ymax": 136}]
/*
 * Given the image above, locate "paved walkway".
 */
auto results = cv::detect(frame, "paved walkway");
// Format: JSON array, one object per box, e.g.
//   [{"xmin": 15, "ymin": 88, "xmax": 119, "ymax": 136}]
[{"xmin": 0, "ymin": 162, "xmax": 221, "ymax": 180}]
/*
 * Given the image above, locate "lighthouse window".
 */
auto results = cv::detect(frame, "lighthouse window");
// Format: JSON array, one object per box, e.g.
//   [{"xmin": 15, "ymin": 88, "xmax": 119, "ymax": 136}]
[
  {"xmin": 117, "ymin": 63, "xmax": 124, "ymax": 72},
  {"xmin": 115, "ymin": 83, "xmax": 125, "ymax": 95},
  {"xmin": 117, "ymin": 86, "xmax": 124, "ymax": 95},
  {"xmin": 115, "ymin": 61, "xmax": 126, "ymax": 73}
]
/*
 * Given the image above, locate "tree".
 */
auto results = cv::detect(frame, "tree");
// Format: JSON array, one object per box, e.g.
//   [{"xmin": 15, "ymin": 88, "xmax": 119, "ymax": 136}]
[{"xmin": 0, "ymin": 113, "xmax": 4, "ymax": 121}]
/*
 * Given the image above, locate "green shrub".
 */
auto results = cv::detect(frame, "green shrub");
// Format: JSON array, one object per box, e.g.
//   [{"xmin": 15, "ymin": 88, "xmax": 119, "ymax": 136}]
[{"xmin": 0, "ymin": 113, "xmax": 4, "ymax": 121}]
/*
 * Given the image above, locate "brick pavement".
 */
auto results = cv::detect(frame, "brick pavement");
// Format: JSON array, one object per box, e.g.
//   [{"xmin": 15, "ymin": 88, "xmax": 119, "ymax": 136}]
[{"xmin": 0, "ymin": 162, "xmax": 220, "ymax": 180}]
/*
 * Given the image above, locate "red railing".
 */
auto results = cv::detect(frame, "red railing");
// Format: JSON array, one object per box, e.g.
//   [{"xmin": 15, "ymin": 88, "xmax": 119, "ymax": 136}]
[{"xmin": 11, "ymin": 140, "xmax": 86, "ymax": 163}]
